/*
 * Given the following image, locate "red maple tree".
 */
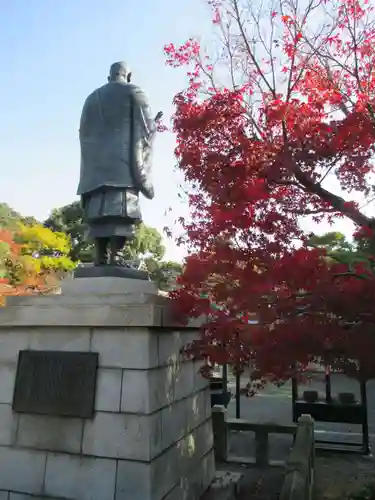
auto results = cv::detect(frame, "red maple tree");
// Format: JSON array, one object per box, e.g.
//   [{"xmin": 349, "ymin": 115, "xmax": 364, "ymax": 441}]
[{"xmin": 164, "ymin": 0, "xmax": 375, "ymax": 383}]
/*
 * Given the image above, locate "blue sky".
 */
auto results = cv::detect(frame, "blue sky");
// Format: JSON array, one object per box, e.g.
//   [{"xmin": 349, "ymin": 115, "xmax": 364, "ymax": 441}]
[{"xmin": 0, "ymin": 0, "xmax": 212, "ymax": 261}]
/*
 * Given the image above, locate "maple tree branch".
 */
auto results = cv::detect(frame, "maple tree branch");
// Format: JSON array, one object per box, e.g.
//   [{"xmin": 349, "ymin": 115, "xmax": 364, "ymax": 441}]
[
  {"xmin": 324, "ymin": 64, "xmax": 352, "ymax": 117},
  {"xmin": 284, "ymin": 207, "xmax": 337, "ymax": 215},
  {"xmin": 307, "ymin": 32, "xmax": 357, "ymax": 81},
  {"xmin": 270, "ymin": 179, "xmax": 299, "ymax": 186},
  {"xmin": 268, "ymin": 12, "xmax": 277, "ymax": 92},
  {"xmin": 295, "ymin": 10, "xmax": 359, "ymax": 117},
  {"xmin": 360, "ymin": 196, "xmax": 375, "ymax": 210},
  {"xmin": 248, "ymin": 4, "xmax": 278, "ymax": 93},
  {"xmin": 280, "ymin": 0, "xmax": 300, "ymax": 101},
  {"xmin": 318, "ymin": 158, "xmax": 339, "ymax": 184},
  {"xmin": 214, "ymin": 6, "xmax": 268, "ymax": 140},
  {"xmin": 231, "ymin": 0, "xmax": 277, "ymax": 97},
  {"xmin": 345, "ymin": 4, "xmax": 362, "ymax": 93},
  {"xmin": 344, "ymin": 5, "xmax": 375, "ymax": 124},
  {"xmin": 333, "ymin": 272, "xmax": 368, "ymax": 280},
  {"xmin": 287, "ymin": 1, "xmax": 335, "ymax": 95},
  {"xmin": 292, "ymin": 163, "xmax": 373, "ymax": 228},
  {"xmin": 217, "ymin": 15, "xmax": 239, "ymax": 92}
]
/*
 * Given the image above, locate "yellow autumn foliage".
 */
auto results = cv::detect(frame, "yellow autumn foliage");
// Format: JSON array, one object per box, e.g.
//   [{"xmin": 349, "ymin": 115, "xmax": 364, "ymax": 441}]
[
  {"xmin": 16, "ymin": 223, "xmax": 72, "ymax": 255},
  {"xmin": 15, "ymin": 223, "xmax": 76, "ymax": 278},
  {"xmin": 0, "ymin": 223, "xmax": 76, "ymax": 304}
]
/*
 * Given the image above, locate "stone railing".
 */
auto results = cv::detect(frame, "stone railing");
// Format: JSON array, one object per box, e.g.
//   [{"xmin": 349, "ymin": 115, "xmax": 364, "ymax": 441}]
[
  {"xmin": 211, "ymin": 405, "xmax": 296, "ymax": 466},
  {"xmin": 279, "ymin": 414, "xmax": 315, "ymax": 500},
  {"xmin": 211, "ymin": 406, "xmax": 315, "ymax": 499}
]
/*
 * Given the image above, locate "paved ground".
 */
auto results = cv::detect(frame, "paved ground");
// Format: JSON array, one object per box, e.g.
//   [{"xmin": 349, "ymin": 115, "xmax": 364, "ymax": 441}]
[
  {"xmin": 314, "ymin": 454, "xmax": 375, "ymax": 500},
  {"xmin": 221, "ymin": 370, "xmax": 375, "ymax": 462}
]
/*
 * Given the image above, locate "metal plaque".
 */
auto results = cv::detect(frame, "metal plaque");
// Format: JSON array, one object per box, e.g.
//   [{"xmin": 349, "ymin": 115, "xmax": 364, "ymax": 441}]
[{"xmin": 13, "ymin": 350, "xmax": 98, "ymax": 418}]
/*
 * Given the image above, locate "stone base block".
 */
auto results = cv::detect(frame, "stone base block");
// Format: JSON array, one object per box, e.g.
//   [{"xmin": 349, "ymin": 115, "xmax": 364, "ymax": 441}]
[
  {"xmin": 61, "ymin": 275, "xmax": 158, "ymax": 295},
  {"xmin": 0, "ymin": 278, "xmax": 215, "ymax": 499},
  {"xmin": 116, "ymin": 428, "xmax": 214, "ymax": 500},
  {"xmin": 74, "ymin": 264, "xmax": 149, "ymax": 281}
]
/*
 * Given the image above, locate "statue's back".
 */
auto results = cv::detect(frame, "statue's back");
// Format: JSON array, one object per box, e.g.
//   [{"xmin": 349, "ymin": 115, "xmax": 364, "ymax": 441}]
[
  {"xmin": 78, "ymin": 82, "xmax": 139, "ymax": 195},
  {"xmin": 80, "ymin": 82, "xmax": 136, "ymax": 137}
]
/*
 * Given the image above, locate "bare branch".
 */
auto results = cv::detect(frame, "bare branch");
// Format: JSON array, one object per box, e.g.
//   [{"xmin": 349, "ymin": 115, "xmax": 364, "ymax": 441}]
[
  {"xmin": 284, "ymin": 207, "xmax": 337, "ymax": 215},
  {"xmin": 231, "ymin": 0, "xmax": 277, "ymax": 96},
  {"xmin": 333, "ymin": 272, "xmax": 369, "ymax": 280}
]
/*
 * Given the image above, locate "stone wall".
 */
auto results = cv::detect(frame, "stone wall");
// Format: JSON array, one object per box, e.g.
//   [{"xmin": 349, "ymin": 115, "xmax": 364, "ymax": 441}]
[{"xmin": 0, "ymin": 325, "xmax": 214, "ymax": 499}]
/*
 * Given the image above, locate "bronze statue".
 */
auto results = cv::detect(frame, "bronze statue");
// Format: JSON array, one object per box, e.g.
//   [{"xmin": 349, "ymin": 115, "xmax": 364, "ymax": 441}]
[{"xmin": 77, "ymin": 61, "xmax": 162, "ymax": 268}]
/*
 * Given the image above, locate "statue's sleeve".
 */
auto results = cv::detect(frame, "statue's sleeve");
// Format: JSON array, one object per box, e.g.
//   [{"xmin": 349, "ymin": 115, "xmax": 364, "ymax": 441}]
[
  {"xmin": 133, "ymin": 87, "xmax": 156, "ymax": 141},
  {"xmin": 131, "ymin": 88, "xmax": 156, "ymax": 200}
]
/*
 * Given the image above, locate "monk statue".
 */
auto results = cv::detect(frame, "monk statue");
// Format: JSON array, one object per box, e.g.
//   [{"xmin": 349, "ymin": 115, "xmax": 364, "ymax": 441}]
[{"xmin": 76, "ymin": 61, "xmax": 162, "ymax": 270}]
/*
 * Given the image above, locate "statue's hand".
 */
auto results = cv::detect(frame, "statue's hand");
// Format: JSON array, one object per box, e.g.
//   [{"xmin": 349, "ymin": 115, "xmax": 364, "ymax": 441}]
[{"xmin": 155, "ymin": 111, "xmax": 163, "ymax": 122}]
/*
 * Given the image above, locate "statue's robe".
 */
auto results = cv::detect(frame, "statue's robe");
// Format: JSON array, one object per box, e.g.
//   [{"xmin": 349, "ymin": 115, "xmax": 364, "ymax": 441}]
[{"xmin": 77, "ymin": 81, "xmax": 156, "ymax": 240}]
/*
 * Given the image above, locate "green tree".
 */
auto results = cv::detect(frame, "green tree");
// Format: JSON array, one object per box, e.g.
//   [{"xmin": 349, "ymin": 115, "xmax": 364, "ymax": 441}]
[
  {"xmin": 121, "ymin": 223, "xmax": 166, "ymax": 263},
  {"xmin": 307, "ymin": 232, "xmax": 371, "ymax": 267},
  {"xmin": 44, "ymin": 201, "xmax": 90, "ymax": 262},
  {"xmin": 145, "ymin": 259, "xmax": 182, "ymax": 292},
  {"xmin": 44, "ymin": 201, "xmax": 182, "ymax": 290},
  {"xmin": 0, "ymin": 203, "xmax": 38, "ymax": 229}
]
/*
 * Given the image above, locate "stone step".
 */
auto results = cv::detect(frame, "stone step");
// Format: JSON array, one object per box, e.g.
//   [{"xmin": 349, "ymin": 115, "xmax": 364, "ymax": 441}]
[{"xmin": 202, "ymin": 471, "xmax": 242, "ymax": 500}]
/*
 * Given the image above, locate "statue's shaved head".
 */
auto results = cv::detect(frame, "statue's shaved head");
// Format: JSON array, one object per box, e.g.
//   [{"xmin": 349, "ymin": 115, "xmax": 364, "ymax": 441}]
[{"xmin": 108, "ymin": 61, "xmax": 129, "ymax": 83}]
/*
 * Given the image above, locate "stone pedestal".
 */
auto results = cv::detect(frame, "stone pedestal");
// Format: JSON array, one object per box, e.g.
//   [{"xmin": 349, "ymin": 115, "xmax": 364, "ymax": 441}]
[{"xmin": 0, "ymin": 277, "xmax": 215, "ymax": 500}]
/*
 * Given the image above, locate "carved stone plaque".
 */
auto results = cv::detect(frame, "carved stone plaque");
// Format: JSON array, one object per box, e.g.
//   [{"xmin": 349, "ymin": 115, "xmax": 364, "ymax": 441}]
[{"xmin": 12, "ymin": 350, "xmax": 98, "ymax": 418}]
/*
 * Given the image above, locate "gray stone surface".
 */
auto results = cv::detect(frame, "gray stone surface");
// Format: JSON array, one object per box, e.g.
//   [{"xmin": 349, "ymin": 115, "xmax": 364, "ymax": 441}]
[
  {"xmin": 116, "ymin": 445, "xmax": 178, "ymax": 500},
  {"xmin": 187, "ymin": 389, "xmax": 212, "ymax": 431},
  {"xmin": 91, "ymin": 327, "xmax": 159, "ymax": 369},
  {"xmin": 0, "ymin": 448, "xmax": 46, "ymax": 494},
  {"xmin": 74, "ymin": 264, "xmax": 149, "ymax": 280},
  {"xmin": 315, "ymin": 455, "xmax": 375, "ymax": 500},
  {"xmin": 174, "ymin": 361, "xmax": 196, "ymax": 401},
  {"xmin": 0, "ymin": 288, "xmax": 214, "ymax": 499},
  {"xmin": 120, "ymin": 366, "xmax": 174, "ymax": 413},
  {"xmin": 164, "ymin": 449, "xmax": 216, "ymax": 500},
  {"xmin": 157, "ymin": 330, "xmax": 198, "ymax": 367},
  {"xmin": 161, "ymin": 399, "xmax": 187, "ymax": 449},
  {"xmin": 82, "ymin": 411, "xmax": 162, "ymax": 460},
  {"xmin": 0, "ymin": 404, "xmax": 18, "ymax": 446},
  {"xmin": 0, "ymin": 366, "xmax": 16, "ymax": 404},
  {"xmin": 61, "ymin": 275, "xmax": 158, "ymax": 296},
  {"xmin": 202, "ymin": 470, "xmax": 242, "ymax": 500},
  {"xmin": 95, "ymin": 368, "xmax": 122, "ymax": 412},
  {"xmin": 9, "ymin": 495, "xmax": 56, "ymax": 500},
  {"xmin": 0, "ymin": 301, "xmax": 164, "ymax": 327},
  {"xmin": 0, "ymin": 281, "xmax": 203, "ymax": 328},
  {"xmin": 115, "ymin": 432, "xmax": 214, "ymax": 500},
  {"xmin": 0, "ymin": 331, "xmax": 29, "ymax": 363},
  {"xmin": 16, "ymin": 414, "xmax": 83, "ymax": 453},
  {"xmin": 28, "ymin": 327, "xmax": 91, "ymax": 351},
  {"xmin": 115, "ymin": 460, "xmax": 153, "ymax": 500},
  {"xmin": 44, "ymin": 453, "xmax": 116, "ymax": 500}
]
